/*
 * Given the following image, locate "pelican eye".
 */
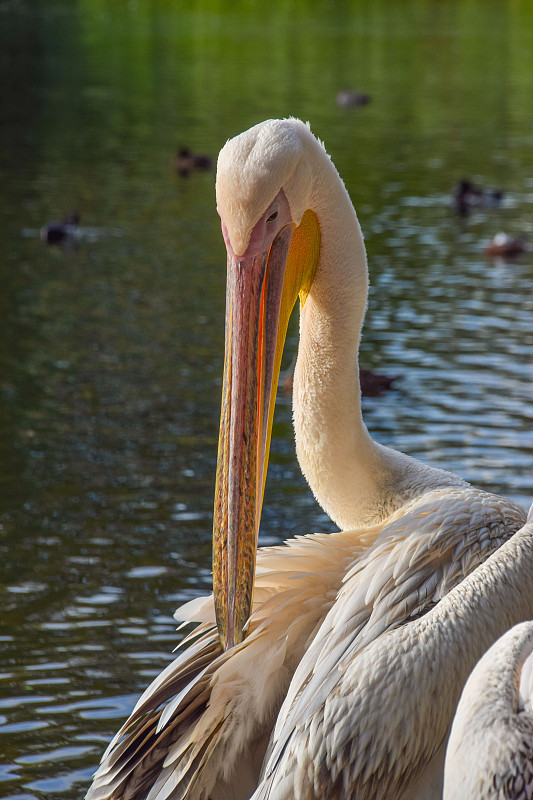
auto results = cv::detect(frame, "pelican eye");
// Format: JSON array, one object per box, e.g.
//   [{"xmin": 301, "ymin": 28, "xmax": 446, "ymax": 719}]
[{"xmin": 266, "ymin": 209, "xmax": 278, "ymax": 223}]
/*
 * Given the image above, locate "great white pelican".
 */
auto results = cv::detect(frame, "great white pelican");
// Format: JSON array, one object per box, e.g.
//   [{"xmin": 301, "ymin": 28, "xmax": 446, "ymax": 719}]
[
  {"xmin": 443, "ymin": 618, "xmax": 533, "ymax": 799},
  {"xmin": 85, "ymin": 119, "xmax": 533, "ymax": 800}
]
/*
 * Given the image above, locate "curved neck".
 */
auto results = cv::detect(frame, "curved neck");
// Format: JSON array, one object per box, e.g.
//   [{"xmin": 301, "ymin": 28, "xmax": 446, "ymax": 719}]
[
  {"xmin": 291, "ymin": 136, "xmax": 464, "ymax": 530},
  {"xmin": 291, "ymin": 143, "xmax": 397, "ymax": 529},
  {"xmin": 437, "ymin": 531, "xmax": 533, "ymax": 800},
  {"xmin": 463, "ymin": 624, "xmax": 533, "ymax": 721}
]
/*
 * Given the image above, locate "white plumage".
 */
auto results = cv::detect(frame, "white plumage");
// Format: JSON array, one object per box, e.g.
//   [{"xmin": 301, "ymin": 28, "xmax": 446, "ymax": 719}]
[
  {"xmin": 443, "ymin": 621, "xmax": 533, "ymax": 799},
  {"xmin": 85, "ymin": 119, "xmax": 533, "ymax": 800}
]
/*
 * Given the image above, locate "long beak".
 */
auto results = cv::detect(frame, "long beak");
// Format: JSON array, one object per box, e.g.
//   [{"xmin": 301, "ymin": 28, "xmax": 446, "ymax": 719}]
[
  {"xmin": 212, "ymin": 204, "xmax": 320, "ymax": 651},
  {"xmin": 212, "ymin": 224, "xmax": 294, "ymax": 650}
]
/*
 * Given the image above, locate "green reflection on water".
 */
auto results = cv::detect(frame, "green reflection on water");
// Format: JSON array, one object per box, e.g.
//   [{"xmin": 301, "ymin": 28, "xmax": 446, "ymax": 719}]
[{"xmin": 0, "ymin": 0, "xmax": 532, "ymax": 797}]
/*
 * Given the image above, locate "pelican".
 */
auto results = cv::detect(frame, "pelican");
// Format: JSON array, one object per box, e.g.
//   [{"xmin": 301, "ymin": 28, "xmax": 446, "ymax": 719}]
[
  {"xmin": 443, "ymin": 619, "xmax": 533, "ymax": 799},
  {"xmin": 254, "ymin": 514, "xmax": 533, "ymax": 799},
  {"xmin": 85, "ymin": 118, "xmax": 532, "ymax": 800}
]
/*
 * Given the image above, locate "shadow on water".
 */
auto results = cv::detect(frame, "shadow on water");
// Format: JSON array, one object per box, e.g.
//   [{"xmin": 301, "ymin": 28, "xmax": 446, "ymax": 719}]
[{"xmin": 0, "ymin": 0, "xmax": 532, "ymax": 796}]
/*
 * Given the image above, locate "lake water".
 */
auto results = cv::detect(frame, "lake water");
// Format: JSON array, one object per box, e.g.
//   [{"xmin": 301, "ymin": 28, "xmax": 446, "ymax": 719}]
[{"xmin": 1, "ymin": 1, "xmax": 532, "ymax": 797}]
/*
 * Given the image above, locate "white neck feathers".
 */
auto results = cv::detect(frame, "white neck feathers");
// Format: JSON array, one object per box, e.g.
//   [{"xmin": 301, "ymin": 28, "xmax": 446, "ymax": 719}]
[{"xmin": 292, "ymin": 132, "xmax": 460, "ymax": 529}]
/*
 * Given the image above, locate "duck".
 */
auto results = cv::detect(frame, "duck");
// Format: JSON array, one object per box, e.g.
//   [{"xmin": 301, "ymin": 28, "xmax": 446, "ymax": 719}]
[
  {"xmin": 40, "ymin": 212, "xmax": 81, "ymax": 244},
  {"xmin": 453, "ymin": 179, "xmax": 504, "ymax": 216},
  {"xmin": 485, "ymin": 232, "xmax": 527, "ymax": 258},
  {"xmin": 336, "ymin": 90, "xmax": 371, "ymax": 108},
  {"xmin": 280, "ymin": 357, "xmax": 399, "ymax": 397},
  {"xmin": 174, "ymin": 147, "xmax": 213, "ymax": 177}
]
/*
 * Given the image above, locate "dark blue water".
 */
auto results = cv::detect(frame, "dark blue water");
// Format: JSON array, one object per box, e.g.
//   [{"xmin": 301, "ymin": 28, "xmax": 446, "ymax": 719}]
[{"xmin": 0, "ymin": 1, "xmax": 532, "ymax": 796}]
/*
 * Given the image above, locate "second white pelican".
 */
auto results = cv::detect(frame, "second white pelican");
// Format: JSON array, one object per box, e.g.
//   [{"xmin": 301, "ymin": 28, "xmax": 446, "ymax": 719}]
[
  {"xmin": 85, "ymin": 119, "xmax": 532, "ymax": 800},
  {"xmin": 443, "ymin": 619, "xmax": 533, "ymax": 799}
]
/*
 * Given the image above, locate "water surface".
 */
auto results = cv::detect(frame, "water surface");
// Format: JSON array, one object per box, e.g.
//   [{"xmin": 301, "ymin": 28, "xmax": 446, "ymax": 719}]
[{"xmin": 1, "ymin": 1, "xmax": 532, "ymax": 796}]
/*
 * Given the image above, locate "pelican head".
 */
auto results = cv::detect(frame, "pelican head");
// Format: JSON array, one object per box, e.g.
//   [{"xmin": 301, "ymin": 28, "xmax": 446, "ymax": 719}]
[{"xmin": 213, "ymin": 119, "xmax": 321, "ymax": 649}]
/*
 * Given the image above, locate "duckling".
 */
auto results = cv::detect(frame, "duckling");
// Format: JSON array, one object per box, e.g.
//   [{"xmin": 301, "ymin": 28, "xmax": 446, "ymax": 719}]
[{"xmin": 174, "ymin": 147, "xmax": 213, "ymax": 177}]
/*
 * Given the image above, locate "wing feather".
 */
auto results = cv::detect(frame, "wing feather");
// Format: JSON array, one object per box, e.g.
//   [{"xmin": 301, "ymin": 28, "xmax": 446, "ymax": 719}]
[
  {"xmin": 86, "ymin": 527, "xmax": 373, "ymax": 800},
  {"xmin": 256, "ymin": 488, "xmax": 526, "ymax": 800}
]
